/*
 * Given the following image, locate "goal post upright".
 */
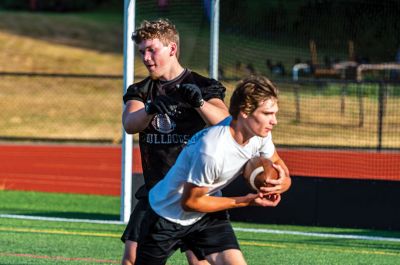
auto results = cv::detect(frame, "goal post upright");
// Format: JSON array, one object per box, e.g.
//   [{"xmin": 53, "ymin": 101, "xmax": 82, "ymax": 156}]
[
  {"xmin": 209, "ymin": 0, "xmax": 220, "ymax": 79},
  {"xmin": 120, "ymin": 0, "xmax": 135, "ymax": 223}
]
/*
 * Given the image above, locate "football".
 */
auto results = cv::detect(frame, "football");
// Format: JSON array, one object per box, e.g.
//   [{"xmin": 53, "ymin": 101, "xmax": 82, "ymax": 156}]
[{"xmin": 243, "ymin": 156, "xmax": 279, "ymax": 191}]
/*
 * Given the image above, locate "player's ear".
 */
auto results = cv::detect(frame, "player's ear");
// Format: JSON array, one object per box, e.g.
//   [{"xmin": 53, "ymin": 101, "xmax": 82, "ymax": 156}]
[
  {"xmin": 239, "ymin": 111, "xmax": 248, "ymax": 119},
  {"xmin": 169, "ymin": 42, "xmax": 177, "ymax": 57}
]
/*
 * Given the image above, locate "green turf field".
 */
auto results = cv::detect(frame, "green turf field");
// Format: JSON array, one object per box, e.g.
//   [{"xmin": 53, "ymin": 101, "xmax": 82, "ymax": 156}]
[{"xmin": 1, "ymin": 190, "xmax": 399, "ymax": 264}]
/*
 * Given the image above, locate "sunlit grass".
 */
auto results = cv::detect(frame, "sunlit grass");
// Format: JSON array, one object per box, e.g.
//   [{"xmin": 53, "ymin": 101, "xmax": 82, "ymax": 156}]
[{"xmin": 1, "ymin": 190, "xmax": 400, "ymax": 265}]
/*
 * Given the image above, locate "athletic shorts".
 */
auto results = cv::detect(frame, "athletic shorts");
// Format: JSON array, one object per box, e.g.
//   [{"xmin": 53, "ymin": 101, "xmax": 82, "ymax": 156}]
[
  {"xmin": 135, "ymin": 208, "xmax": 240, "ymax": 265},
  {"xmin": 120, "ymin": 196, "xmax": 149, "ymax": 243}
]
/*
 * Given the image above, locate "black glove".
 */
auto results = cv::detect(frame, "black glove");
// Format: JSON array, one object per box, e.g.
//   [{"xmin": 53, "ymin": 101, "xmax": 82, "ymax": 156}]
[
  {"xmin": 176, "ymin": 84, "xmax": 205, "ymax": 108},
  {"xmin": 144, "ymin": 95, "xmax": 178, "ymax": 116}
]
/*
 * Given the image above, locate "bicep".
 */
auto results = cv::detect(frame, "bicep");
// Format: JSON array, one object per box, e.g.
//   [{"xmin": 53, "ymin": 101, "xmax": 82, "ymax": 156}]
[
  {"xmin": 122, "ymin": 100, "xmax": 145, "ymax": 122},
  {"xmin": 124, "ymin": 100, "xmax": 145, "ymax": 113},
  {"xmin": 122, "ymin": 99, "xmax": 152, "ymax": 133}
]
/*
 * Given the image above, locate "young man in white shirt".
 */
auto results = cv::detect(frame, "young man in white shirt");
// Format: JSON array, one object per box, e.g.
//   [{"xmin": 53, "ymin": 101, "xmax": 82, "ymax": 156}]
[{"xmin": 135, "ymin": 75, "xmax": 291, "ymax": 265}]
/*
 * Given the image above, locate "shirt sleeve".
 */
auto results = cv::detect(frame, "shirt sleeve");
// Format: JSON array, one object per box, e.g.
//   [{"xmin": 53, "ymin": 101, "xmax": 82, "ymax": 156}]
[
  {"xmin": 123, "ymin": 78, "xmax": 153, "ymax": 104},
  {"xmin": 182, "ymin": 72, "xmax": 226, "ymax": 102},
  {"xmin": 259, "ymin": 133, "xmax": 276, "ymax": 159},
  {"xmin": 186, "ymin": 152, "xmax": 219, "ymax": 188},
  {"xmin": 202, "ymin": 79, "xmax": 226, "ymax": 101},
  {"xmin": 122, "ymin": 84, "xmax": 145, "ymax": 104}
]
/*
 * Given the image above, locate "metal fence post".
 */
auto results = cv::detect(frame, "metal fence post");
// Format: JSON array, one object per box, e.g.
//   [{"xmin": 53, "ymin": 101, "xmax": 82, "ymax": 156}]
[{"xmin": 377, "ymin": 81, "xmax": 387, "ymax": 151}]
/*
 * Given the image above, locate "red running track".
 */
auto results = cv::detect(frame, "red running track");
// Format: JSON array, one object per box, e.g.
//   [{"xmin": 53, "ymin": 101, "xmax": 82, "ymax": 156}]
[{"xmin": 0, "ymin": 144, "xmax": 399, "ymax": 196}]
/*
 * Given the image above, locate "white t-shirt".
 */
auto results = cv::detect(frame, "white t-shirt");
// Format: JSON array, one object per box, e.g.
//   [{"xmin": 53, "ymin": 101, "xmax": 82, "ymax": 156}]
[{"xmin": 149, "ymin": 117, "xmax": 275, "ymax": 226}]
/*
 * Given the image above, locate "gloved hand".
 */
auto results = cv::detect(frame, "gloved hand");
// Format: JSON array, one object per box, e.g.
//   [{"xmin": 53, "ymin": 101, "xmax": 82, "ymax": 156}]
[
  {"xmin": 144, "ymin": 95, "xmax": 178, "ymax": 116},
  {"xmin": 176, "ymin": 84, "xmax": 205, "ymax": 108}
]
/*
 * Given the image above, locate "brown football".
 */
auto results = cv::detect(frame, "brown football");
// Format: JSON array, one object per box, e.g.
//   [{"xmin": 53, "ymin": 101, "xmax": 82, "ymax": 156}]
[{"xmin": 243, "ymin": 156, "xmax": 279, "ymax": 191}]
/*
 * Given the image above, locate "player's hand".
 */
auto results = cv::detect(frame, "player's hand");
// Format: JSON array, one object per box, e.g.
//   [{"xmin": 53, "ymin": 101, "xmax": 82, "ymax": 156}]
[
  {"xmin": 176, "ymin": 84, "xmax": 205, "ymax": 108},
  {"xmin": 259, "ymin": 164, "xmax": 291, "ymax": 195},
  {"xmin": 248, "ymin": 193, "xmax": 281, "ymax": 207},
  {"xmin": 144, "ymin": 95, "xmax": 178, "ymax": 116}
]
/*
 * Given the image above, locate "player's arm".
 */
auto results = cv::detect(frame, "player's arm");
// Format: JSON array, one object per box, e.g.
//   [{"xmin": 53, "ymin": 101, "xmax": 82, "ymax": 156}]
[
  {"xmin": 176, "ymin": 84, "xmax": 229, "ymax": 125},
  {"xmin": 123, "ymin": 94, "xmax": 178, "ymax": 133},
  {"xmin": 122, "ymin": 99, "xmax": 154, "ymax": 134},
  {"xmin": 196, "ymin": 98, "xmax": 229, "ymax": 125},
  {"xmin": 181, "ymin": 183, "xmax": 281, "ymax": 213},
  {"xmin": 261, "ymin": 150, "xmax": 291, "ymax": 195}
]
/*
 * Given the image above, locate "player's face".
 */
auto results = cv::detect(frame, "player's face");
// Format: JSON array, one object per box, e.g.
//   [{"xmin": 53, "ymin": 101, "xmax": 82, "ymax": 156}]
[
  {"xmin": 245, "ymin": 98, "xmax": 278, "ymax": 138},
  {"xmin": 138, "ymin": 38, "xmax": 173, "ymax": 80}
]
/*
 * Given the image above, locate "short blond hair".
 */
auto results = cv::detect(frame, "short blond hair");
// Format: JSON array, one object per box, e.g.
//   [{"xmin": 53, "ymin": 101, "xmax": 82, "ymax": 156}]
[{"xmin": 132, "ymin": 18, "xmax": 180, "ymax": 58}]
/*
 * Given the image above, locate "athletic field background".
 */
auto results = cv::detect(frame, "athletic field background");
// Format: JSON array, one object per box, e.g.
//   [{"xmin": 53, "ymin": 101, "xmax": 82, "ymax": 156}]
[
  {"xmin": 1, "ymin": 1, "xmax": 400, "ymax": 264},
  {"xmin": 1, "ymin": 8, "xmax": 399, "ymax": 182},
  {"xmin": 0, "ymin": 0, "xmax": 399, "ymax": 230}
]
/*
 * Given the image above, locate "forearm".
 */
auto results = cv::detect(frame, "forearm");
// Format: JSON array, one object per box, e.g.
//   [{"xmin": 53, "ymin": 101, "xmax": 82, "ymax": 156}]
[
  {"xmin": 196, "ymin": 98, "xmax": 229, "ymax": 126},
  {"xmin": 182, "ymin": 183, "xmax": 281, "ymax": 212},
  {"xmin": 274, "ymin": 158, "xmax": 291, "ymax": 191},
  {"xmin": 122, "ymin": 107, "xmax": 153, "ymax": 134},
  {"xmin": 182, "ymin": 195, "xmax": 251, "ymax": 213},
  {"xmin": 276, "ymin": 159, "xmax": 290, "ymax": 177}
]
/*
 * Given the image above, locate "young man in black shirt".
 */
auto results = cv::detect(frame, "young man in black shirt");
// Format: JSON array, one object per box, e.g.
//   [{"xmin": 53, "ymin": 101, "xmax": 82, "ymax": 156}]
[{"xmin": 121, "ymin": 18, "xmax": 229, "ymax": 265}]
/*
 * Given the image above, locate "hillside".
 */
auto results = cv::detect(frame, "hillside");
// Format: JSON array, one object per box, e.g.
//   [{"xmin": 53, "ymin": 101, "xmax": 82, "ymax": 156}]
[{"xmin": 0, "ymin": 11, "xmax": 124, "ymax": 74}]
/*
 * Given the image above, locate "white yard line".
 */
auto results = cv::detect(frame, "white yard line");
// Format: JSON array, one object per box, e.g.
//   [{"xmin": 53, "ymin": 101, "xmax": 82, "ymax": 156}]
[
  {"xmin": 1, "ymin": 214, "xmax": 399, "ymax": 243},
  {"xmin": 233, "ymin": 227, "xmax": 400, "ymax": 243},
  {"xmin": 0, "ymin": 214, "xmax": 124, "ymax": 225}
]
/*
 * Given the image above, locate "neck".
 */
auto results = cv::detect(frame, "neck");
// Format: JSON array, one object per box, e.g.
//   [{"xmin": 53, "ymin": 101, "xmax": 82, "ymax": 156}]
[
  {"xmin": 229, "ymin": 119, "xmax": 252, "ymax": 146},
  {"xmin": 159, "ymin": 60, "xmax": 184, "ymax": 81}
]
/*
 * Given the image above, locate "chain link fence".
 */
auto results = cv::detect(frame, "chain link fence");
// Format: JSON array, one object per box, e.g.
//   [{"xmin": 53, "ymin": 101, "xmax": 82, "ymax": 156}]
[
  {"xmin": 274, "ymin": 79, "xmax": 400, "ymax": 150},
  {"xmin": 0, "ymin": 72, "xmax": 123, "ymax": 143},
  {"xmin": 1, "ymin": 71, "xmax": 399, "ymax": 150}
]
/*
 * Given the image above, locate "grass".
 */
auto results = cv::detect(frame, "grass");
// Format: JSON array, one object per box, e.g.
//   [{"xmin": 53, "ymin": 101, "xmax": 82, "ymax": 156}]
[
  {"xmin": 1, "ymin": 190, "xmax": 400, "ymax": 265},
  {"xmin": 0, "ymin": 190, "xmax": 119, "ymax": 220},
  {"xmin": 0, "ymin": 29, "xmax": 122, "ymax": 74}
]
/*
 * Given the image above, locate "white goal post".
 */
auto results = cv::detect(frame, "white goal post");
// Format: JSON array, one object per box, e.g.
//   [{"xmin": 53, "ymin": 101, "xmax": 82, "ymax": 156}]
[{"xmin": 120, "ymin": 0, "xmax": 135, "ymax": 223}]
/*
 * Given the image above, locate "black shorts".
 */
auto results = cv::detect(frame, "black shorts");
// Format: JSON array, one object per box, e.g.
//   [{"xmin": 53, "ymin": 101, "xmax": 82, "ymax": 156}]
[
  {"xmin": 135, "ymin": 208, "xmax": 240, "ymax": 265},
  {"xmin": 120, "ymin": 196, "xmax": 149, "ymax": 243}
]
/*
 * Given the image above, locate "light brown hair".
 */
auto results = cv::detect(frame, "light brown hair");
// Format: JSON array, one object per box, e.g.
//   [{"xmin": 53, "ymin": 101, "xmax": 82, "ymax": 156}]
[{"xmin": 229, "ymin": 76, "xmax": 279, "ymax": 119}]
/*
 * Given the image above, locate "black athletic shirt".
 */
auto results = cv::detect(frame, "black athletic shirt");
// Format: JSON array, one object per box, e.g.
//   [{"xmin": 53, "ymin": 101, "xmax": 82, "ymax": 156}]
[{"xmin": 123, "ymin": 69, "xmax": 226, "ymax": 194}]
